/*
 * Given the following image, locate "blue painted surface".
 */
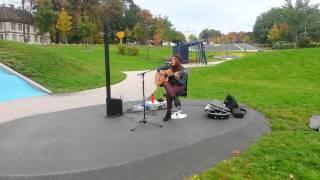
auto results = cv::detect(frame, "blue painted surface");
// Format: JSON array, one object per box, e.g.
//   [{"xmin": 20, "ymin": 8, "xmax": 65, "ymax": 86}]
[{"xmin": 0, "ymin": 67, "xmax": 46, "ymax": 102}]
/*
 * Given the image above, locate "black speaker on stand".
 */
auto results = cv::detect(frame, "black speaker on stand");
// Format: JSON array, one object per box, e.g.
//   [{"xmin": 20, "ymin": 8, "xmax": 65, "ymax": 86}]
[{"xmin": 104, "ymin": 22, "xmax": 123, "ymax": 118}]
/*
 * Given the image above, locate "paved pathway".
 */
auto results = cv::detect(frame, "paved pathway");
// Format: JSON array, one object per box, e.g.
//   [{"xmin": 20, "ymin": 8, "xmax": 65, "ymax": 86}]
[
  {"xmin": 0, "ymin": 61, "xmax": 226, "ymax": 124},
  {"xmin": 0, "ymin": 100, "xmax": 270, "ymax": 180}
]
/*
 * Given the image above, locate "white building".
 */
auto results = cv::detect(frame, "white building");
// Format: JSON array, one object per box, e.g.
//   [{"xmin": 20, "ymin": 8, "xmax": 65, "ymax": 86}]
[{"xmin": 0, "ymin": 6, "xmax": 50, "ymax": 44}]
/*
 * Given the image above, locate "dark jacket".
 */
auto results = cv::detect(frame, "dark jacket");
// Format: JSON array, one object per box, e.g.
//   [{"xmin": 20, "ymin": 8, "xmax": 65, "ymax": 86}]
[{"xmin": 157, "ymin": 64, "xmax": 187, "ymax": 86}]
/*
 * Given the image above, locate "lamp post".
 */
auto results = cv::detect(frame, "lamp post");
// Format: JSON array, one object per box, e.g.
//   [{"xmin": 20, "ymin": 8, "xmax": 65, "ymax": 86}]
[
  {"xmin": 103, "ymin": 22, "xmax": 123, "ymax": 118},
  {"xmin": 104, "ymin": 23, "xmax": 111, "ymax": 105}
]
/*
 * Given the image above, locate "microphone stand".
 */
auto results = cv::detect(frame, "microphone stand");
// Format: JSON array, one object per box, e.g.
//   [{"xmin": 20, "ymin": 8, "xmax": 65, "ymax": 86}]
[{"xmin": 131, "ymin": 69, "xmax": 163, "ymax": 131}]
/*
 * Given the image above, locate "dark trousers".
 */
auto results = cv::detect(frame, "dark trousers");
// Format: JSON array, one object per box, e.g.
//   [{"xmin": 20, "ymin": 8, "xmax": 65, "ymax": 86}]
[{"xmin": 163, "ymin": 82, "xmax": 185, "ymax": 113}]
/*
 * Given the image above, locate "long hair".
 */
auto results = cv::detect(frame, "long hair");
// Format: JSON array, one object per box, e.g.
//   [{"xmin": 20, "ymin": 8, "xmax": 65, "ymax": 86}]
[{"xmin": 171, "ymin": 54, "xmax": 183, "ymax": 72}]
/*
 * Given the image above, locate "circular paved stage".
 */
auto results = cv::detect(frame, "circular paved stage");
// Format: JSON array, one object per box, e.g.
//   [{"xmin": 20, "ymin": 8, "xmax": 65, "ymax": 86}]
[{"xmin": 0, "ymin": 100, "xmax": 270, "ymax": 180}]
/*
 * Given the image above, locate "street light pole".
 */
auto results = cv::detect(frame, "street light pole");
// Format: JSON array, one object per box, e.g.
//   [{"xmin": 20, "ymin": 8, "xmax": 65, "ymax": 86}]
[
  {"xmin": 103, "ymin": 22, "xmax": 123, "ymax": 118},
  {"xmin": 104, "ymin": 23, "xmax": 111, "ymax": 104}
]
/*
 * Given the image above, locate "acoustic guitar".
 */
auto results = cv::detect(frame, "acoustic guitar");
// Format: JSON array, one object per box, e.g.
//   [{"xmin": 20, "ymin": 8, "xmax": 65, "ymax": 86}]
[{"xmin": 154, "ymin": 69, "xmax": 175, "ymax": 86}]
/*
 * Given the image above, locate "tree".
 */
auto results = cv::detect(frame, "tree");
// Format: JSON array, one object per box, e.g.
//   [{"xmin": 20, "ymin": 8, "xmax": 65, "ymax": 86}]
[
  {"xmin": 99, "ymin": 0, "xmax": 123, "ymax": 23},
  {"xmin": 308, "ymin": 10, "xmax": 320, "ymax": 41},
  {"xmin": 56, "ymin": 8, "xmax": 72, "ymax": 43},
  {"xmin": 225, "ymin": 32, "xmax": 238, "ymax": 43},
  {"xmin": 120, "ymin": 0, "xmax": 141, "ymax": 30},
  {"xmin": 124, "ymin": 28, "xmax": 133, "ymax": 43},
  {"xmin": 243, "ymin": 34, "xmax": 251, "ymax": 43},
  {"xmin": 136, "ymin": 9, "xmax": 154, "ymax": 43},
  {"xmin": 153, "ymin": 17, "xmax": 164, "ymax": 45},
  {"xmin": 78, "ymin": 16, "xmax": 95, "ymax": 45},
  {"xmin": 209, "ymin": 32, "xmax": 251, "ymax": 44},
  {"xmin": 137, "ymin": 9, "xmax": 153, "ymax": 25},
  {"xmin": 153, "ymin": 16, "xmax": 165, "ymax": 45},
  {"xmin": 40, "ymin": 0, "xmax": 69, "ymax": 43},
  {"xmin": 253, "ymin": 8, "xmax": 287, "ymax": 43},
  {"xmin": 254, "ymin": 0, "xmax": 320, "ymax": 44},
  {"xmin": 199, "ymin": 28, "xmax": 221, "ymax": 42},
  {"xmin": 188, "ymin": 34, "xmax": 198, "ymax": 41},
  {"xmin": 279, "ymin": 22, "xmax": 289, "ymax": 41},
  {"xmin": 133, "ymin": 23, "xmax": 147, "ymax": 44},
  {"xmin": 283, "ymin": 0, "xmax": 320, "ymax": 45},
  {"xmin": 68, "ymin": 0, "xmax": 82, "ymax": 33},
  {"xmin": 33, "ymin": 0, "xmax": 56, "ymax": 44},
  {"xmin": 160, "ymin": 16, "xmax": 174, "ymax": 42},
  {"xmin": 30, "ymin": 0, "xmax": 184, "ymax": 45},
  {"xmin": 283, "ymin": 0, "xmax": 293, "ymax": 8},
  {"xmin": 171, "ymin": 30, "xmax": 185, "ymax": 43},
  {"xmin": 267, "ymin": 25, "xmax": 281, "ymax": 42}
]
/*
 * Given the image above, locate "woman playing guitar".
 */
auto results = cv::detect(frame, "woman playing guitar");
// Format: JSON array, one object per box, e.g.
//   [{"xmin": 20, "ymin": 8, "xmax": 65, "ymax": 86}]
[{"xmin": 156, "ymin": 54, "xmax": 187, "ymax": 121}]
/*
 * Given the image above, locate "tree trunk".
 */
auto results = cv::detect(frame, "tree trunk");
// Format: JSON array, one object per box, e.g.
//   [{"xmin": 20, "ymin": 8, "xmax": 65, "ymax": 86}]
[
  {"xmin": 55, "ymin": 30, "xmax": 60, "ymax": 44},
  {"xmin": 71, "ymin": 0, "xmax": 82, "ymax": 34},
  {"xmin": 22, "ymin": 0, "xmax": 26, "ymax": 43},
  {"xmin": 295, "ymin": 30, "xmax": 298, "ymax": 48},
  {"xmin": 41, "ymin": 34, "xmax": 44, "ymax": 45}
]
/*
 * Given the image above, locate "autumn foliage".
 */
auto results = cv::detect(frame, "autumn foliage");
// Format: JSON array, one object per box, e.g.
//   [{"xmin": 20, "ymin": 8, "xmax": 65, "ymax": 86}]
[
  {"xmin": 56, "ymin": 8, "xmax": 72, "ymax": 43},
  {"xmin": 153, "ymin": 18, "xmax": 164, "ymax": 45}
]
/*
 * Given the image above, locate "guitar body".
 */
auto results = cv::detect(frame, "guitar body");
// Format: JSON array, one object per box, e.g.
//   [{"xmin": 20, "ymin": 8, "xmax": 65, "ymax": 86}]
[{"xmin": 154, "ymin": 69, "xmax": 173, "ymax": 86}]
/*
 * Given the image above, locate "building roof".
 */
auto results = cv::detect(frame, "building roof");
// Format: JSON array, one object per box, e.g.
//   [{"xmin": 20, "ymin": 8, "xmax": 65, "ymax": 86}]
[{"xmin": 0, "ymin": 6, "xmax": 33, "ymax": 24}]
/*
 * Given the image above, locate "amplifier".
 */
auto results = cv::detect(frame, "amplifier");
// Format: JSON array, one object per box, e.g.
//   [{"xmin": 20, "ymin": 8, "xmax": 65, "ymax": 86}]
[{"xmin": 106, "ymin": 98, "xmax": 123, "ymax": 117}]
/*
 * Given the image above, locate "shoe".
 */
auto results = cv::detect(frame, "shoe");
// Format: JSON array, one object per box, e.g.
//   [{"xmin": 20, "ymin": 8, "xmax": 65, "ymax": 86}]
[
  {"xmin": 174, "ymin": 97, "xmax": 181, "ymax": 107},
  {"xmin": 163, "ymin": 112, "xmax": 172, "ymax": 121}
]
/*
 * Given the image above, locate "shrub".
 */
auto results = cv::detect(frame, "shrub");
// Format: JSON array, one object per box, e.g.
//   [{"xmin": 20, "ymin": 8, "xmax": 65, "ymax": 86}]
[
  {"xmin": 309, "ymin": 43, "xmax": 320, "ymax": 48},
  {"xmin": 117, "ymin": 45, "xmax": 139, "ymax": 56},
  {"xmin": 297, "ymin": 37, "xmax": 311, "ymax": 48},
  {"xmin": 93, "ymin": 34, "xmax": 103, "ymax": 44},
  {"xmin": 127, "ymin": 46, "xmax": 139, "ymax": 56},
  {"xmin": 67, "ymin": 34, "xmax": 82, "ymax": 44},
  {"xmin": 271, "ymin": 41, "xmax": 295, "ymax": 50},
  {"xmin": 277, "ymin": 43, "xmax": 295, "ymax": 49},
  {"xmin": 118, "ymin": 45, "xmax": 126, "ymax": 55}
]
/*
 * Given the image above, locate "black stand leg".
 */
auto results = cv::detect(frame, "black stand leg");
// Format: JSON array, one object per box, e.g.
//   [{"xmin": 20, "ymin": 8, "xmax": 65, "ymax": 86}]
[
  {"xmin": 131, "ymin": 71, "xmax": 163, "ymax": 132},
  {"xmin": 131, "ymin": 118, "xmax": 163, "ymax": 132}
]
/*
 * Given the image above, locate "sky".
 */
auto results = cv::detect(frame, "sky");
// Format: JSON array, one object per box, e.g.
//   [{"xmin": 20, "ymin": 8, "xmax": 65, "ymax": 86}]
[
  {"xmin": 2, "ymin": 0, "xmax": 320, "ymax": 35},
  {"xmin": 134, "ymin": 0, "xmax": 320, "ymax": 35}
]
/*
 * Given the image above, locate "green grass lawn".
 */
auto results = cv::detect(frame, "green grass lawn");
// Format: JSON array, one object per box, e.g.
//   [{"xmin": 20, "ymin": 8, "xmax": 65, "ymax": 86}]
[
  {"xmin": 0, "ymin": 41, "xmax": 171, "ymax": 92},
  {"xmin": 183, "ymin": 48, "xmax": 320, "ymax": 179}
]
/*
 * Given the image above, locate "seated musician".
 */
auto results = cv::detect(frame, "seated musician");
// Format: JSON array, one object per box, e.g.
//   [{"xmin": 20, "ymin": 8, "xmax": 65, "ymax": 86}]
[{"xmin": 157, "ymin": 55, "xmax": 187, "ymax": 121}]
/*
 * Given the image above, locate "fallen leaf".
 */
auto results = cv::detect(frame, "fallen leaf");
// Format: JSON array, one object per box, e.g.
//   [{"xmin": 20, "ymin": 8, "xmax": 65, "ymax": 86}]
[{"xmin": 232, "ymin": 149, "xmax": 241, "ymax": 157}]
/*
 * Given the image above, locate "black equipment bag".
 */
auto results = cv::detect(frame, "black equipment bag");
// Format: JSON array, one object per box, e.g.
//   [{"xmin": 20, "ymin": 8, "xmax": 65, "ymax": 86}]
[
  {"xmin": 224, "ymin": 95, "xmax": 247, "ymax": 118},
  {"xmin": 224, "ymin": 94, "xmax": 239, "ymax": 109},
  {"xmin": 231, "ymin": 107, "xmax": 247, "ymax": 118}
]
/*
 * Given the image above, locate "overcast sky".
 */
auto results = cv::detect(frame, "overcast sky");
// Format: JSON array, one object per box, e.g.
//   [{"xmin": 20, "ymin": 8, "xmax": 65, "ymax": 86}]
[
  {"xmin": 2, "ymin": 0, "xmax": 320, "ymax": 35},
  {"xmin": 134, "ymin": 0, "xmax": 320, "ymax": 35}
]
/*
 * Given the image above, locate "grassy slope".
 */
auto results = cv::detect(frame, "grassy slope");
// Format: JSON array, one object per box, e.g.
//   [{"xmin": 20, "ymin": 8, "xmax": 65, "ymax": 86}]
[
  {"xmin": 186, "ymin": 48, "xmax": 320, "ymax": 179},
  {"xmin": 0, "ymin": 41, "xmax": 170, "ymax": 92}
]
